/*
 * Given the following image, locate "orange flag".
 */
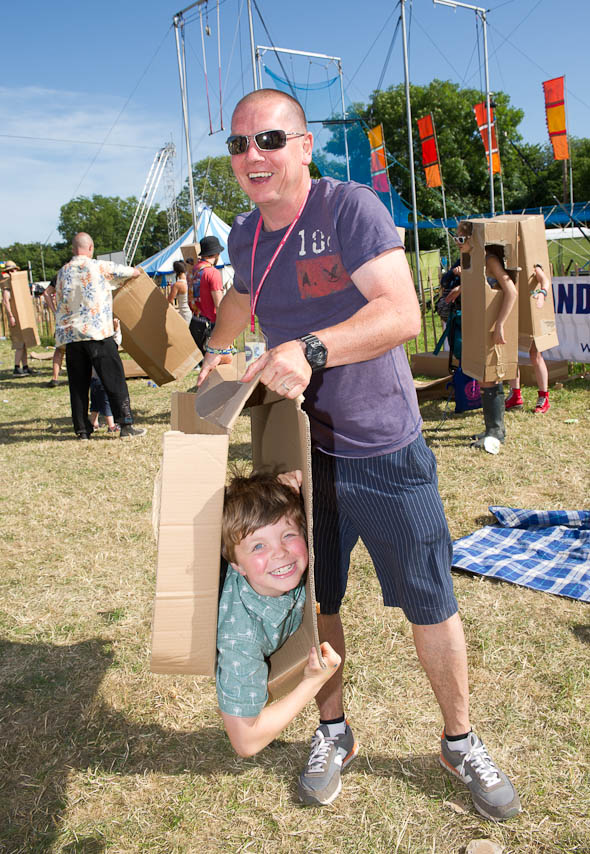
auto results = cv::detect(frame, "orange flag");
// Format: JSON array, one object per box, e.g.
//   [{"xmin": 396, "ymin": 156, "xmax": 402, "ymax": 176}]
[
  {"xmin": 367, "ymin": 124, "xmax": 389, "ymax": 193},
  {"xmin": 417, "ymin": 114, "xmax": 442, "ymax": 188},
  {"xmin": 543, "ymin": 76, "xmax": 569, "ymax": 161},
  {"xmin": 473, "ymin": 102, "xmax": 501, "ymax": 174}
]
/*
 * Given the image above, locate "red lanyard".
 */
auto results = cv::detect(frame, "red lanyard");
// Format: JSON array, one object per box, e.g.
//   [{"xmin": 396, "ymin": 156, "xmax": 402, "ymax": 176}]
[{"xmin": 249, "ymin": 187, "xmax": 310, "ymax": 332}]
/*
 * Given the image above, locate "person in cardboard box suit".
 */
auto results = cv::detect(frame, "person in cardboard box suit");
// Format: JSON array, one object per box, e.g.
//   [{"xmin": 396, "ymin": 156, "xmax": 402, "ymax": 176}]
[
  {"xmin": 454, "ymin": 220, "xmax": 517, "ymax": 454},
  {"xmin": 505, "ymin": 263, "xmax": 552, "ymax": 414},
  {"xmin": 1, "ymin": 260, "xmax": 35, "ymax": 376},
  {"xmin": 217, "ymin": 471, "xmax": 341, "ymax": 760},
  {"xmin": 198, "ymin": 89, "xmax": 521, "ymax": 821},
  {"xmin": 45, "ymin": 232, "xmax": 147, "ymax": 440}
]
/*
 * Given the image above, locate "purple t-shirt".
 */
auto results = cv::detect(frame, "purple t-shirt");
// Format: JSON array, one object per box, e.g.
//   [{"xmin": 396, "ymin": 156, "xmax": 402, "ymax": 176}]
[{"xmin": 229, "ymin": 177, "xmax": 422, "ymax": 457}]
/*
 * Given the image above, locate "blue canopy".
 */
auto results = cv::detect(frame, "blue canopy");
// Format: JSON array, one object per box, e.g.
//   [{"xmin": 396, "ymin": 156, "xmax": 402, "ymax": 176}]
[{"xmin": 139, "ymin": 203, "xmax": 232, "ymax": 274}]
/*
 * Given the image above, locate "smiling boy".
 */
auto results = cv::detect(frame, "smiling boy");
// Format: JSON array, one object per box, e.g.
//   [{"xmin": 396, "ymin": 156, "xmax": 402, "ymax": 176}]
[{"xmin": 216, "ymin": 473, "xmax": 343, "ymax": 761}]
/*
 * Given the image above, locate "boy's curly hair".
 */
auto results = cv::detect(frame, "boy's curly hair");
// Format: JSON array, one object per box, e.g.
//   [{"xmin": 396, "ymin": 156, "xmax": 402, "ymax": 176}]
[{"xmin": 221, "ymin": 472, "xmax": 306, "ymax": 563}]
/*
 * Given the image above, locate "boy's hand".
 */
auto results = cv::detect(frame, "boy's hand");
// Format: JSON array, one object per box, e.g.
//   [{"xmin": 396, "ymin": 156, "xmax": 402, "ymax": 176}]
[
  {"xmin": 277, "ymin": 470, "xmax": 303, "ymax": 492},
  {"xmin": 493, "ymin": 322, "xmax": 506, "ymax": 345},
  {"xmin": 304, "ymin": 642, "xmax": 341, "ymax": 684}
]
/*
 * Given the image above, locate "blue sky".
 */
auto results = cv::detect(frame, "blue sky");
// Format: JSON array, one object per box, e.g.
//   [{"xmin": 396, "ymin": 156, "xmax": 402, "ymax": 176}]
[{"xmin": 1, "ymin": 0, "xmax": 588, "ymax": 249}]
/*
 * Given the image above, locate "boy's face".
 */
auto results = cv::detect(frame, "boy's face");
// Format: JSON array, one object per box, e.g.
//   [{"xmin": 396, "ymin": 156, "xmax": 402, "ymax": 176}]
[{"xmin": 230, "ymin": 515, "xmax": 308, "ymax": 598}]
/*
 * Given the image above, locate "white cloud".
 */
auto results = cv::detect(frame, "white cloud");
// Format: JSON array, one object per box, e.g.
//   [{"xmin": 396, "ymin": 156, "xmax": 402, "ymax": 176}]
[{"xmin": 0, "ymin": 85, "xmax": 225, "ymax": 246}]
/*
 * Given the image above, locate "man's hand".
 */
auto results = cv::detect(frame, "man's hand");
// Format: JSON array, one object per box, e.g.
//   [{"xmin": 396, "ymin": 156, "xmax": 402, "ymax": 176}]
[
  {"xmin": 196, "ymin": 352, "xmax": 222, "ymax": 386},
  {"xmin": 240, "ymin": 340, "xmax": 312, "ymax": 398},
  {"xmin": 277, "ymin": 469, "xmax": 303, "ymax": 492},
  {"xmin": 444, "ymin": 284, "xmax": 461, "ymax": 304},
  {"xmin": 9, "ymin": 315, "xmax": 16, "ymax": 327}
]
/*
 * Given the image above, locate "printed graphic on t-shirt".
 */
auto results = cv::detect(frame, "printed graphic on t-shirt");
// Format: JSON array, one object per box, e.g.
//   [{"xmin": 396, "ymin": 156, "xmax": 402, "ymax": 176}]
[{"xmin": 296, "ymin": 254, "xmax": 352, "ymax": 300}]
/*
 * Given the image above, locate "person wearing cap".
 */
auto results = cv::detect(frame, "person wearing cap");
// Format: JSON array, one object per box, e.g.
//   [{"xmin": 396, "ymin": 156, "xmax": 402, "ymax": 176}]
[
  {"xmin": 187, "ymin": 235, "xmax": 225, "ymax": 356},
  {"xmin": 1, "ymin": 260, "xmax": 35, "ymax": 376}
]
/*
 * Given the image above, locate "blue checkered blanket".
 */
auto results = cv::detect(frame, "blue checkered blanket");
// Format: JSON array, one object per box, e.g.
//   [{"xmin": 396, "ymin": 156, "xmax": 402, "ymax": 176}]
[{"xmin": 452, "ymin": 507, "xmax": 590, "ymax": 602}]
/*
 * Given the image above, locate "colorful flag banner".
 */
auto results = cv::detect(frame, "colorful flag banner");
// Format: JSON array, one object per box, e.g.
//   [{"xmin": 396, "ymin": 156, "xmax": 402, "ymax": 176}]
[
  {"xmin": 543, "ymin": 76, "xmax": 569, "ymax": 161},
  {"xmin": 367, "ymin": 124, "xmax": 390, "ymax": 193},
  {"xmin": 473, "ymin": 102, "xmax": 501, "ymax": 174},
  {"xmin": 416, "ymin": 114, "xmax": 442, "ymax": 188}
]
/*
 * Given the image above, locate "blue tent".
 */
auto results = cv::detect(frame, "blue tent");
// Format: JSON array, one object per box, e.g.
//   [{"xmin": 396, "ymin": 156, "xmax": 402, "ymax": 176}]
[{"xmin": 139, "ymin": 203, "xmax": 233, "ymax": 274}]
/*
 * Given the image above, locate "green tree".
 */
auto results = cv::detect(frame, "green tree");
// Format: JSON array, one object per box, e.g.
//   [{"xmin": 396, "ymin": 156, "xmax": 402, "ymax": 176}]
[
  {"xmin": 364, "ymin": 80, "xmax": 526, "ymax": 221},
  {"xmin": 177, "ymin": 156, "xmax": 250, "ymax": 226},
  {"xmin": 0, "ymin": 241, "xmax": 70, "ymax": 282},
  {"xmin": 57, "ymin": 194, "xmax": 169, "ymax": 263}
]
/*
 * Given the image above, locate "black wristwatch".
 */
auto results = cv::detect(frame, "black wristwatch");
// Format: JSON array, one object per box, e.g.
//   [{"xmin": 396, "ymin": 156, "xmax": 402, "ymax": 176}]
[{"xmin": 298, "ymin": 334, "xmax": 328, "ymax": 372}]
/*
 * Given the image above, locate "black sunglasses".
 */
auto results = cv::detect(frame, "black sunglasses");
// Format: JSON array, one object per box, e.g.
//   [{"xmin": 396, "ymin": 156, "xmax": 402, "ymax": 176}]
[{"xmin": 226, "ymin": 129, "xmax": 305, "ymax": 156}]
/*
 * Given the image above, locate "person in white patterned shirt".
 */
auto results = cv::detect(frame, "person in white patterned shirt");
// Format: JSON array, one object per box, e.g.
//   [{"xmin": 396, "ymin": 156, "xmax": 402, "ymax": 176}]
[{"xmin": 45, "ymin": 232, "xmax": 146, "ymax": 440}]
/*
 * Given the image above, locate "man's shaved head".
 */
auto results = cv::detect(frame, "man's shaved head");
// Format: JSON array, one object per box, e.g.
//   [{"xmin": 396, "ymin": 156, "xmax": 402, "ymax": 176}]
[
  {"xmin": 232, "ymin": 89, "xmax": 307, "ymax": 131},
  {"xmin": 72, "ymin": 232, "xmax": 94, "ymax": 254}
]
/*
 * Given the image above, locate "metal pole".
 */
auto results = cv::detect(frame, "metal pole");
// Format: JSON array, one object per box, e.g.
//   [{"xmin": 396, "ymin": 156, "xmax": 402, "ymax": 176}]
[
  {"xmin": 39, "ymin": 244, "xmax": 46, "ymax": 280},
  {"xmin": 246, "ymin": 0, "xmax": 259, "ymax": 89},
  {"xmin": 481, "ymin": 10, "xmax": 495, "ymax": 215},
  {"xmin": 433, "ymin": 1, "xmax": 494, "ymax": 214},
  {"xmin": 174, "ymin": 14, "xmax": 199, "ymax": 239},
  {"xmin": 337, "ymin": 60, "xmax": 351, "ymax": 182},
  {"xmin": 400, "ymin": 0, "xmax": 422, "ymax": 297},
  {"xmin": 440, "ymin": 184, "xmax": 452, "ymax": 265}
]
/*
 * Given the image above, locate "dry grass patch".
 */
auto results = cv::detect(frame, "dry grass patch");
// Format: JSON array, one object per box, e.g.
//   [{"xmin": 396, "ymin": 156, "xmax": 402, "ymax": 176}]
[{"xmin": 1, "ymin": 341, "xmax": 589, "ymax": 853}]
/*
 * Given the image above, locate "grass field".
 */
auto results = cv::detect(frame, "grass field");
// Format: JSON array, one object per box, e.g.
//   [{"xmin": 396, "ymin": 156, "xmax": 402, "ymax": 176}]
[{"xmin": 1, "ymin": 340, "xmax": 589, "ymax": 854}]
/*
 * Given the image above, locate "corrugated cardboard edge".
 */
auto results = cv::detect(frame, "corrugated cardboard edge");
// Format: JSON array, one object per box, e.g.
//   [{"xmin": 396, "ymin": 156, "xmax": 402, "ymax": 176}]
[
  {"xmin": 492, "ymin": 214, "xmax": 559, "ymax": 353},
  {"xmin": 460, "ymin": 219, "xmax": 519, "ymax": 383},
  {"xmin": 150, "ymin": 366, "xmax": 321, "ymax": 704},
  {"xmin": 8, "ymin": 271, "xmax": 40, "ymax": 347},
  {"xmin": 150, "ymin": 430, "xmax": 229, "ymax": 676},
  {"xmin": 113, "ymin": 267, "xmax": 199, "ymax": 385}
]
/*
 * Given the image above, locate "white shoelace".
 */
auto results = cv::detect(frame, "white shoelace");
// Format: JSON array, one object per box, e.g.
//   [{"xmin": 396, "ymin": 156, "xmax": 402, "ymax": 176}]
[
  {"xmin": 459, "ymin": 740, "xmax": 501, "ymax": 787},
  {"xmin": 306, "ymin": 733, "xmax": 335, "ymax": 773}
]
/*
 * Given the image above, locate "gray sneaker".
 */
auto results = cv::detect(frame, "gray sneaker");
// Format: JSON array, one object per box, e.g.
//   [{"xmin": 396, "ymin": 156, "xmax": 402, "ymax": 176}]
[
  {"xmin": 119, "ymin": 425, "xmax": 147, "ymax": 439},
  {"xmin": 440, "ymin": 731, "xmax": 521, "ymax": 821},
  {"xmin": 297, "ymin": 723, "xmax": 358, "ymax": 806}
]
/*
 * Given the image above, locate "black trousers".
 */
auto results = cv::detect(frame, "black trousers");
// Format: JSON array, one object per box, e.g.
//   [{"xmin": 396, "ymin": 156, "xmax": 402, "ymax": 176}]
[
  {"xmin": 189, "ymin": 315, "xmax": 213, "ymax": 356},
  {"xmin": 65, "ymin": 337, "xmax": 133, "ymax": 435}
]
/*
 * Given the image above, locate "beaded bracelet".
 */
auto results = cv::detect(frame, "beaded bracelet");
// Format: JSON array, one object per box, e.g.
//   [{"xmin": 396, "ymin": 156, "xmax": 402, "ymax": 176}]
[
  {"xmin": 205, "ymin": 344, "xmax": 235, "ymax": 355},
  {"xmin": 530, "ymin": 287, "xmax": 547, "ymax": 297}
]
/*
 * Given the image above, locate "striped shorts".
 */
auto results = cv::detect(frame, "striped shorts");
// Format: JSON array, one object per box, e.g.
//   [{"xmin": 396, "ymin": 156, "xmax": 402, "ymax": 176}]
[{"xmin": 311, "ymin": 434, "xmax": 457, "ymax": 625}]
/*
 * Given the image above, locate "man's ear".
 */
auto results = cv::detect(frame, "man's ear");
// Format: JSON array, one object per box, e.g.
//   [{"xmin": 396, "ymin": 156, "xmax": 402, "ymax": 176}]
[
  {"xmin": 230, "ymin": 561, "xmax": 247, "ymax": 578},
  {"xmin": 302, "ymin": 131, "xmax": 314, "ymax": 166}
]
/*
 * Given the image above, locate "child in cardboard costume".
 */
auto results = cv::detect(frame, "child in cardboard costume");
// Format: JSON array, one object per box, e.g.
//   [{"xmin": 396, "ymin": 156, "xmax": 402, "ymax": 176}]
[
  {"xmin": 217, "ymin": 471, "xmax": 341, "ymax": 759},
  {"xmin": 505, "ymin": 264, "xmax": 552, "ymax": 414},
  {"xmin": 1, "ymin": 261, "xmax": 36, "ymax": 376},
  {"xmin": 455, "ymin": 221, "xmax": 517, "ymax": 454}
]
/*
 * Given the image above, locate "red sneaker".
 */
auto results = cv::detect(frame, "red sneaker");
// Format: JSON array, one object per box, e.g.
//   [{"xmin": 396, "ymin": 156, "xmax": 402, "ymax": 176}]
[
  {"xmin": 505, "ymin": 389, "xmax": 524, "ymax": 410},
  {"xmin": 534, "ymin": 395, "xmax": 550, "ymax": 414}
]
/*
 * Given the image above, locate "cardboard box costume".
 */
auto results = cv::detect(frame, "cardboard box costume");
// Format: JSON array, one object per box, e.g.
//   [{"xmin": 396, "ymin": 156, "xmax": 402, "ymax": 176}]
[{"xmin": 151, "ymin": 361, "xmax": 321, "ymax": 703}]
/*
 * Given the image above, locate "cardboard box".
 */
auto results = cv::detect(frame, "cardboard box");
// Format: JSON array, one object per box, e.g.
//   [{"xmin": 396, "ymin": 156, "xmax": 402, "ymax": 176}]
[
  {"xmin": 180, "ymin": 243, "xmax": 200, "ymax": 264},
  {"xmin": 151, "ymin": 365, "xmax": 321, "ymax": 703},
  {"xmin": 460, "ymin": 219, "xmax": 519, "ymax": 383},
  {"xmin": 122, "ymin": 358, "xmax": 148, "ymax": 379},
  {"xmin": 519, "ymin": 358, "xmax": 568, "ymax": 386},
  {"xmin": 414, "ymin": 375, "xmax": 453, "ymax": 402},
  {"xmin": 112, "ymin": 268, "xmax": 199, "ymax": 385},
  {"xmin": 491, "ymin": 214, "xmax": 559, "ymax": 353},
  {"xmin": 411, "ymin": 350, "xmax": 453, "ymax": 378},
  {"xmin": 6, "ymin": 271, "xmax": 40, "ymax": 347}
]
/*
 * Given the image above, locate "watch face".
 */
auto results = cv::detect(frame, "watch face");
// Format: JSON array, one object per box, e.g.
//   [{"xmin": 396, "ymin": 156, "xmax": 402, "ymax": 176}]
[{"xmin": 302, "ymin": 335, "xmax": 327, "ymax": 371}]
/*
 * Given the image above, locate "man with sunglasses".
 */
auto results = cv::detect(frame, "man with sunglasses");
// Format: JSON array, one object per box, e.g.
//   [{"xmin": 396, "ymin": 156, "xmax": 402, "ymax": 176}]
[{"xmin": 197, "ymin": 89, "xmax": 520, "ymax": 821}]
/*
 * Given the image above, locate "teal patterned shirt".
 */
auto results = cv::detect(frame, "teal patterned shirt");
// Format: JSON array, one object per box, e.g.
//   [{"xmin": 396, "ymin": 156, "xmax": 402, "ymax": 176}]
[{"xmin": 216, "ymin": 565, "xmax": 306, "ymax": 717}]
